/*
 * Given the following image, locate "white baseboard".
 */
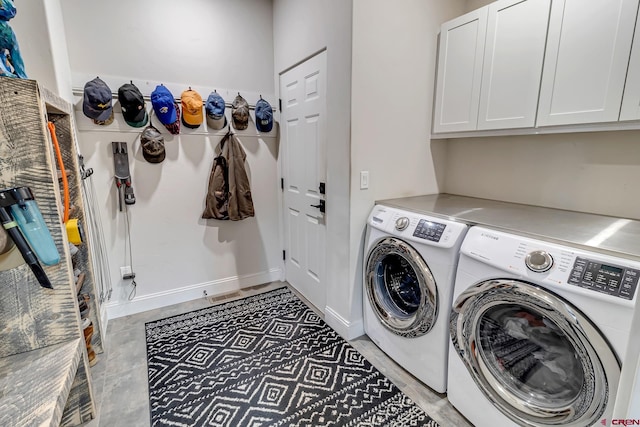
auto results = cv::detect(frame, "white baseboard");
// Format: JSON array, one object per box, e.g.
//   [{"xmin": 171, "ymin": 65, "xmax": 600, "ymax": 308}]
[
  {"xmin": 324, "ymin": 306, "xmax": 364, "ymax": 341},
  {"xmin": 105, "ymin": 269, "xmax": 283, "ymax": 319}
]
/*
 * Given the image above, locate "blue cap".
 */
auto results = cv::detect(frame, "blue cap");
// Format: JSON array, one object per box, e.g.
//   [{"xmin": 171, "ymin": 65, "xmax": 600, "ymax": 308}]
[
  {"xmin": 205, "ymin": 92, "xmax": 227, "ymax": 130},
  {"xmin": 150, "ymin": 85, "xmax": 177, "ymax": 125},
  {"xmin": 205, "ymin": 92, "xmax": 226, "ymax": 118},
  {"xmin": 255, "ymin": 98, "xmax": 273, "ymax": 132}
]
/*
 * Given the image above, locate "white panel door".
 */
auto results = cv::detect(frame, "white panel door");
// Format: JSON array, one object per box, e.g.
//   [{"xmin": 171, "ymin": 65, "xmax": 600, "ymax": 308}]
[
  {"xmin": 537, "ymin": 0, "xmax": 639, "ymax": 126},
  {"xmin": 620, "ymin": 8, "xmax": 640, "ymax": 120},
  {"xmin": 280, "ymin": 51, "xmax": 327, "ymax": 312},
  {"xmin": 477, "ymin": 0, "xmax": 550, "ymax": 130},
  {"xmin": 433, "ymin": 7, "xmax": 488, "ymax": 133}
]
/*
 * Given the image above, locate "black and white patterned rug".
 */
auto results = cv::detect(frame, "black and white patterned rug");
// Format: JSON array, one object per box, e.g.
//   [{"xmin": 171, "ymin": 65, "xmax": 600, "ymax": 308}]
[{"xmin": 146, "ymin": 286, "xmax": 439, "ymax": 426}]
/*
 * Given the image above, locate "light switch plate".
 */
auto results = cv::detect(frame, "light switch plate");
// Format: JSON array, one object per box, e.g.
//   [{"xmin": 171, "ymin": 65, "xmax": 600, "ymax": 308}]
[{"xmin": 360, "ymin": 171, "xmax": 369, "ymax": 189}]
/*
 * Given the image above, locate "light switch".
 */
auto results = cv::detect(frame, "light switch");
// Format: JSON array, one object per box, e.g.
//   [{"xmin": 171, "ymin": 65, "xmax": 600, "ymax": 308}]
[{"xmin": 360, "ymin": 171, "xmax": 369, "ymax": 189}]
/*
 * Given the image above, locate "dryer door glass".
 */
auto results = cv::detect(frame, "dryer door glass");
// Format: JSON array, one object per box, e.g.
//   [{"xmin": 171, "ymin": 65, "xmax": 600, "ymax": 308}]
[
  {"xmin": 365, "ymin": 237, "xmax": 438, "ymax": 337},
  {"xmin": 450, "ymin": 279, "xmax": 620, "ymax": 427}
]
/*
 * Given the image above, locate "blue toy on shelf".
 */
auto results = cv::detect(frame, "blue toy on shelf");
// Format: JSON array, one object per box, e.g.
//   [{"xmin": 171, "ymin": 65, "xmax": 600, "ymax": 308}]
[{"xmin": 0, "ymin": 0, "xmax": 26, "ymax": 79}]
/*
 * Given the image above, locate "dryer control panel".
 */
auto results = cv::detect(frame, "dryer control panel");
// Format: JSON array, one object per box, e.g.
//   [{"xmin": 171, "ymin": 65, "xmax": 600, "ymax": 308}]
[{"xmin": 568, "ymin": 258, "xmax": 640, "ymax": 300}]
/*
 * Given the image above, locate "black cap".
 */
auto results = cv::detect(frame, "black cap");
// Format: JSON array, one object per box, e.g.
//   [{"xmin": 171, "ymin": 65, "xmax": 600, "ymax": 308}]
[{"xmin": 118, "ymin": 83, "xmax": 148, "ymax": 128}]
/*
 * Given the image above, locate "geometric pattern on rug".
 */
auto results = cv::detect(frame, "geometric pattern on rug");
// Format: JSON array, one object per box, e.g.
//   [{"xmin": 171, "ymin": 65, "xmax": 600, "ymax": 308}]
[{"xmin": 146, "ymin": 287, "xmax": 440, "ymax": 426}]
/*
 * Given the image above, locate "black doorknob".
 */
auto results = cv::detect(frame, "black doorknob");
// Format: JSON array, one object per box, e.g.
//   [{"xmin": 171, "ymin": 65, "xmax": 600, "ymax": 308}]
[{"xmin": 310, "ymin": 199, "xmax": 326, "ymax": 213}]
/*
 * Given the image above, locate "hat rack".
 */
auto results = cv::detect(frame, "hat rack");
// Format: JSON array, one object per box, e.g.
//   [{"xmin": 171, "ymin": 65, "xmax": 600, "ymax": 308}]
[
  {"xmin": 70, "ymin": 73, "xmax": 277, "ymax": 135},
  {"xmin": 70, "ymin": 88, "xmax": 277, "ymax": 113}
]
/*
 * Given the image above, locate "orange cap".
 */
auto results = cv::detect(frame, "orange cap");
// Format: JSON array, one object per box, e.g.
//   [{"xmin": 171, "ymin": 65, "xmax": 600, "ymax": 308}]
[{"xmin": 181, "ymin": 89, "xmax": 203, "ymax": 128}]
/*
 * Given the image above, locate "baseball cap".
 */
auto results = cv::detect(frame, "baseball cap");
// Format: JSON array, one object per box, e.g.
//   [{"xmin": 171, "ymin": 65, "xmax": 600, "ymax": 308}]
[
  {"xmin": 181, "ymin": 89, "xmax": 203, "ymax": 129},
  {"xmin": 118, "ymin": 82, "xmax": 148, "ymax": 128},
  {"xmin": 255, "ymin": 98, "xmax": 273, "ymax": 132},
  {"xmin": 83, "ymin": 77, "xmax": 113, "ymax": 123},
  {"xmin": 232, "ymin": 94, "xmax": 250, "ymax": 130},
  {"xmin": 151, "ymin": 85, "xmax": 179, "ymax": 132},
  {"xmin": 205, "ymin": 91, "xmax": 227, "ymax": 130},
  {"xmin": 140, "ymin": 125, "xmax": 165, "ymax": 163}
]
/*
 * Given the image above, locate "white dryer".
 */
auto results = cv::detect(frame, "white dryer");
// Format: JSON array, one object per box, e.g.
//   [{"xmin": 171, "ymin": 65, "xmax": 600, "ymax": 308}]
[
  {"xmin": 363, "ymin": 204, "xmax": 468, "ymax": 393},
  {"xmin": 448, "ymin": 226, "xmax": 640, "ymax": 426}
]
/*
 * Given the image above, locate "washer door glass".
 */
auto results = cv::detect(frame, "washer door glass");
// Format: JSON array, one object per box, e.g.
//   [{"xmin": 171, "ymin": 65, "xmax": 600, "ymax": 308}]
[
  {"xmin": 478, "ymin": 305, "xmax": 584, "ymax": 407},
  {"xmin": 378, "ymin": 253, "xmax": 421, "ymax": 315},
  {"xmin": 365, "ymin": 237, "xmax": 438, "ymax": 337},
  {"xmin": 450, "ymin": 279, "xmax": 620, "ymax": 427}
]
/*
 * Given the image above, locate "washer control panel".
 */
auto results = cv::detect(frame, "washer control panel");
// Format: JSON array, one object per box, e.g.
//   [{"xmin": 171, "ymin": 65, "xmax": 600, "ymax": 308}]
[
  {"xmin": 461, "ymin": 226, "xmax": 640, "ymax": 304},
  {"xmin": 525, "ymin": 250, "xmax": 553, "ymax": 272},
  {"xmin": 568, "ymin": 257, "xmax": 640, "ymax": 300},
  {"xmin": 413, "ymin": 219, "xmax": 447, "ymax": 242},
  {"xmin": 395, "ymin": 217, "xmax": 410, "ymax": 231}
]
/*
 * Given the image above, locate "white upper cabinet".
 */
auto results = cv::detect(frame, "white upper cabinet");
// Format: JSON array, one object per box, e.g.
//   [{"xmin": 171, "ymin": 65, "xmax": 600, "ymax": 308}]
[
  {"xmin": 620, "ymin": 9, "xmax": 640, "ymax": 121},
  {"xmin": 433, "ymin": 7, "xmax": 488, "ymax": 133},
  {"xmin": 477, "ymin": 0, "xmax": 550, "ymax": 130},
  {"xmin": 433, "ymin": 0, "xmax": 550, "ymax": 134},
  {"xmin": 537, "ymin": 0, "xmax": 639, "ymax": 127}
]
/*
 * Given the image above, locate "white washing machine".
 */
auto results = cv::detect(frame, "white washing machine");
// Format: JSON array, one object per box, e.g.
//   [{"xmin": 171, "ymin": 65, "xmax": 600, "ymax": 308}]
[
  {"xmin": 363, "ymin": 204, "xmax": 468, "ymax": 393},
  {"xmin": 448, "ymin": 226, "xmax": 640, "ymax": 427}
]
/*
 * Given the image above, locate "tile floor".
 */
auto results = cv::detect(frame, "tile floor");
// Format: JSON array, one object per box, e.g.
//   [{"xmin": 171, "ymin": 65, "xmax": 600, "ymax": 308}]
[{"xmin": 84, "ymin": 282, "xmax": 472, "ymax": 426}]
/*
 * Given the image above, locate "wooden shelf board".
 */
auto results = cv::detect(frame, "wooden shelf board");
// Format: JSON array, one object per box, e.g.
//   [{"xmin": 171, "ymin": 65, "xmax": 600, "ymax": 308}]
[{"xmin": 0, "ymin": 338, "xmax": 83, "ymax": 427}]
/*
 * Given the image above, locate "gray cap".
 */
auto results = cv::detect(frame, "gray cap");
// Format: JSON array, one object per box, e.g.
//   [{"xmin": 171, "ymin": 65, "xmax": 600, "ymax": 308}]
[{"xmin": 140, "ymin": 125, "xmax": 166, "ymax": 163}]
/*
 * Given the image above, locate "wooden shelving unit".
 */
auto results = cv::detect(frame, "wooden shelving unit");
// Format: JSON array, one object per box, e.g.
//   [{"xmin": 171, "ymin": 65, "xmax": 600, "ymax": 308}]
[{"xmin": 0, "ymin": 78, "xmax": 104, "ymax": 426}]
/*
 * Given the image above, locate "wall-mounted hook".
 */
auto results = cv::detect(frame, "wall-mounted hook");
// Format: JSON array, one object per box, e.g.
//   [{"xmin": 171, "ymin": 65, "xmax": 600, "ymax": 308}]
[{"xmin": 260, "ymin": 94, "xmax": 263, "ymax": 99}]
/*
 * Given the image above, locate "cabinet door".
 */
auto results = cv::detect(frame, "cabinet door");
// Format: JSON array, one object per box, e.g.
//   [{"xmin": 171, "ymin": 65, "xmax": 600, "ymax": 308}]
[
  {"xmin": 433, "ymin": 7, "xmax": 488, "ymax": 133},
  {"xmin": 477, "ymin": 0, "xmax": 550, "ymax": 130},
  {"xmin": 537, "ymin": 0, "xmax": 639, "ymax": 126},
  {"xmin": 620, "ymin": 8, "xmax": 640, "ymax": 120}
]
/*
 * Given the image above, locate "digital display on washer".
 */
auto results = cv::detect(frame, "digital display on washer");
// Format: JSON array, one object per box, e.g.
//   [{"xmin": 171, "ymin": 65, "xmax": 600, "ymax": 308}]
[
  {"xmin": 412, "ymin": 219, "xmax": 446, "ymax": 242},
  {"xmin": 568, "ymin": 257, "xmax": 639, "ymax": 300},
  {"xmin": 600, "ymin": 264, "xmax": 623, "ymax": 276}
]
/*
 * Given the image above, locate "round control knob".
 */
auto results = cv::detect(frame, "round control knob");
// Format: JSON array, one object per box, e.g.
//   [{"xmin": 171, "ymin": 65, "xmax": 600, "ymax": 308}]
[
  {"xmin": 525, "ymin": 250, "xmax": 553, "ymax": 273},
  {"xmin": 395, "ymin": 217, "xmax": 410, "ymax": 231}
]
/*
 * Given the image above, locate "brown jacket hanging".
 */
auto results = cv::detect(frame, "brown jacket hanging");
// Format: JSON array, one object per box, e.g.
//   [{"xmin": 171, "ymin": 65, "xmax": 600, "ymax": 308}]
[{"xmin": 202, "ymin": 132, "xmax": 255, "ymax": 220}]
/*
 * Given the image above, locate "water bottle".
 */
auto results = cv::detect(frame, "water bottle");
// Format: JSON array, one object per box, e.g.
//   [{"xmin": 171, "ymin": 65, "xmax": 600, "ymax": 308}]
[{"xmin": 9, "ymin": 187, "xmax": 60, "ymax": 265}]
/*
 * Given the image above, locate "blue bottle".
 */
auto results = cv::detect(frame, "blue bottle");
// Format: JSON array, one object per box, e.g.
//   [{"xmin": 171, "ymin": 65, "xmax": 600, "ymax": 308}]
[{"xmin": 9, "ymin": 187, "xmax": 60, "ymax": 265}]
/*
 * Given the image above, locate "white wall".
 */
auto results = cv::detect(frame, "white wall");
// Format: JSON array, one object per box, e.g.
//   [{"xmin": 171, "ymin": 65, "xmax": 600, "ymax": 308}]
[
  {"xmin": 273, "ymin": 0, "xmax": 354, "ymax": 337},
  {"xmin": 42, "ymin": 0, "xmax": 73, "ymax": 100},
  {"xmin": 10, "ymin": 0, "xmax": 72, "ymax": 100},
  {"xmin": 349, "ymin": 0, "xmax": 465, "ymax": 333},
  {"xmin": 442, "ymin": 131, "xmax": 640, "ymax": 220},
  {"xmin": 62, "ymin": 0, "xmax": 273, "ymax": 94},
  {"xmin": 61, "ymin": 0, "xmax": 281, "ymax": 318},
  {"xmin": 465, "ymin": 0, "xmax": 493, "ymax": 10}
]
